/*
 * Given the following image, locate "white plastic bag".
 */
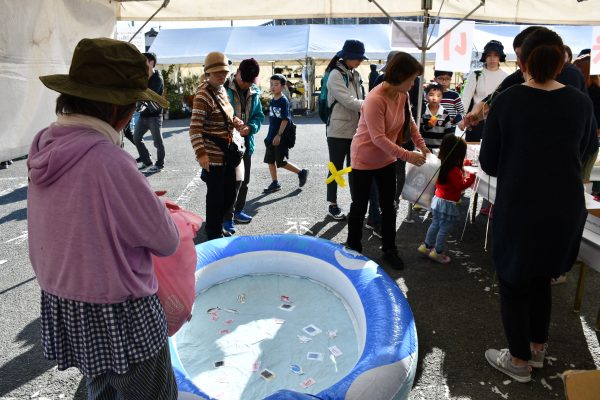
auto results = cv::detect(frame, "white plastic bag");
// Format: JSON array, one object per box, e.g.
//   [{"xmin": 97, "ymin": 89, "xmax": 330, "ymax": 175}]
[{"xmin": 401, "ymin": 153, "xmax": 440, "ymax": 209}]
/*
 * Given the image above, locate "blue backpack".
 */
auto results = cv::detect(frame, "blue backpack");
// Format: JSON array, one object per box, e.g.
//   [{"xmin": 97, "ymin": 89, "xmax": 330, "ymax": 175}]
[{"xmin": 318, "ymin": 66, "xmax": 348, "ymax": 124}]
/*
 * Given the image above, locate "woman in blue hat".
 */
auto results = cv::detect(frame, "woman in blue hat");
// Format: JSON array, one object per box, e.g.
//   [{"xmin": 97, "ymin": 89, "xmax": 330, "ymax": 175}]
[{"xmin": 324, "ymin": 39, "xmax": 367, "ymax": 220}]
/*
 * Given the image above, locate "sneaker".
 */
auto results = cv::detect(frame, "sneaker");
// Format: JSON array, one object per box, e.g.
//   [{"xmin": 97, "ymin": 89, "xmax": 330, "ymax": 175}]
[
  {"xmin": 135, "ymin": 157, "xmax": 142, "ymax": 163},
  {"xmin": 417, "ymin": 243, "xmax": 432, "ymax": 257},
  {"xmin": 223, "ymin": 220, "xmax": 236, "ymax": 235},
  {"xmin": 234, "ymin": 211, "xmax": 252, "ymax": 224},
  {"xmin": 263, "ymin": 181, "xmax": 281, "ymax": 194},
  {"xmin": 528, "ymin": 344, "xmax": 547, "ymax": 369},
  {"xmin": 365, "ymin": 221, "xmax": 382, "ymax": 238},
  {"xmin": 0, "ymin": 162, "xmax": 6, "ymax": 170},
  {"xmin": 429, "ymin": 249, "xmax": 451, "ymax": 264},
  {"xmin": 382, "ymin": 249, "xmax": 405, "ymax": 270},
  {"xmin": 137, "ymin": 162, "xmax": 153, "ymax": 170},
  {"xmin": 147, "ymin": 165, "xmax": 163, "ymax": 173},
  {"xmin": 485, "ymin": 348, "xmax": 532, "ymax": 383},
  {"xmin": 328, "ymin": 205, "xmax": 346, "ymax": 220},
  {"xmin": 550, "ymin": 274, "xmax": 567, "ymax": 285},
  {"xmin": 298, "ymin": 169, "xmax": 309, "ymax": 187}
]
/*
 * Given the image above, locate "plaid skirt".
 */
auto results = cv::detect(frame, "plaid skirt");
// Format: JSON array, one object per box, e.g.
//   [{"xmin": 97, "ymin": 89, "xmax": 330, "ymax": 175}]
[{"xmin": 40, "ymin": 291, "xmax": 168, "ymax": 378}]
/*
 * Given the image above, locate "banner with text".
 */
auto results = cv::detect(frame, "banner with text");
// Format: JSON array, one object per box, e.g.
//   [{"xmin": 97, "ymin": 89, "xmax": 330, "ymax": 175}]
[{"xmin": 434, "ymin": 19, "xmax": 475, "ymax": 73}]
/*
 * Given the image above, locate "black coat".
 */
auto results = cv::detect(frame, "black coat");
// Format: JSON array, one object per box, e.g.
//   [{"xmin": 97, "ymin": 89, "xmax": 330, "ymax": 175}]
[{"xmin": 480, "ymin": 84, "xmax": 595, "ymax": 285}]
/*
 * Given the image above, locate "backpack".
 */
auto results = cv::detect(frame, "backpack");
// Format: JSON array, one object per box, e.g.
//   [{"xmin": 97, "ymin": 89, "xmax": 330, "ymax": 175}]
[
  {"xmin": 318, "ymin": 66, "xmax": 348, "ymax": 124},
  {"xmin": 282, "ymin": 120, "xmax": 297, "ymax": 149}
]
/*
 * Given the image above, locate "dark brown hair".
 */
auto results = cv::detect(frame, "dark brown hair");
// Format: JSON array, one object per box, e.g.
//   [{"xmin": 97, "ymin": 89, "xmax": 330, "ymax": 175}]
[
  {"xmin": 438, "ymin": 134, "xmax": 467, "ymax": 185},
  {"xmin": 512, "ymin": 26, "xmax": 543, "ymax": 50},
  {"xmin": 519, "ymin": 27, "xmax": 564, "ymax": 83},
  {"xmin": 56, "ymin": 94, "xmax": 135, "ymax": 125},
  {"xmin": 383, "ymin": 52, "xmax": 423, "ymax": 85},
  {"xmin": 564, "ymin": 45, "xmax": 573, "ymax": 63}
]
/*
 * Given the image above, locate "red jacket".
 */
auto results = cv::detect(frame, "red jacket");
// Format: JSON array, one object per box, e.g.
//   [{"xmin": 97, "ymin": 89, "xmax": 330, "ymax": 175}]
[{"xmin": 435, "ymin": 166, "xmax": 476, "ymax": 202}]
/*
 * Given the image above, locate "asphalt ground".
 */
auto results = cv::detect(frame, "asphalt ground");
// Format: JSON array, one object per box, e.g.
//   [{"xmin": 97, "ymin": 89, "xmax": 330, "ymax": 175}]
[{"xmin": 1, "ymin": 115, "xmax": 599, "ymax": 400}]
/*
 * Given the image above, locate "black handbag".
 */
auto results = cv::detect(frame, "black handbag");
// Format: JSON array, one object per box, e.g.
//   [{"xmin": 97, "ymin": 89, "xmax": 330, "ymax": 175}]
[{"xmin": 206, "ymin": 90, "xmax": 245, "ymax": 167}]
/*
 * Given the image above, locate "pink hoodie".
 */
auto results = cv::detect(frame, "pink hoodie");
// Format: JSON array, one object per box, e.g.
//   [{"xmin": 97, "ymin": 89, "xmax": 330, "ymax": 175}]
[{"xmin": 27, "ymin": 122, "xmax": 179, "ymax": 304}]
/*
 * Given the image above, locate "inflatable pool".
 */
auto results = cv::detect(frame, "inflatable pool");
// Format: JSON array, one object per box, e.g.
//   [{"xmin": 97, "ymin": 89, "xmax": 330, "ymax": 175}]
[{"xmin": 172, "ymin": 235, "xmax": 418, "ymax": 400}]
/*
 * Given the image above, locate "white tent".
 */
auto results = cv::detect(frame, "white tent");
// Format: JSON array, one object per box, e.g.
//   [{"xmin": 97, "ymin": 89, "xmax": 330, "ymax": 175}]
[
  {"xmin": 116, "ymin": 0, "xmax": 600, "ymax": 25},
  {"xmin": 1, "ymin": 0, "xmax": 599, "ymax": 161}
]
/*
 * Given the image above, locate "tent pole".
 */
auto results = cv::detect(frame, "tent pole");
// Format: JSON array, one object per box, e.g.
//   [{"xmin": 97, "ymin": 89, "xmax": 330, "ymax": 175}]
[{"xmin": 127, "ymin": 0, "xmax": 170, "ymax": 43}]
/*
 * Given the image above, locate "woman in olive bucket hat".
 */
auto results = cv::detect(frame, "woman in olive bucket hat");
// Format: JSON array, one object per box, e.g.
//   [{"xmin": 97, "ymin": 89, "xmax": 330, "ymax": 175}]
[{"xmin": 29, "ymin": 38, "xmax": 180, "ymax": 399}]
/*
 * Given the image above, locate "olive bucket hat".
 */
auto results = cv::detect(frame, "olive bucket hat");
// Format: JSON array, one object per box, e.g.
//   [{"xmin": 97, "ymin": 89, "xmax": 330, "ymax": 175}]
[{"xmin": 39, "ymin": 38, "xmax": 168, "ymax": 108}]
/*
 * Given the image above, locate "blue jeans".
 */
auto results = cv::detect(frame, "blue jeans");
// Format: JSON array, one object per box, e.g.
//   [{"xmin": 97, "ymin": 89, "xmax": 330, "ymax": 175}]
[
  {"xmin": 425, "ymin": 210, "xmax": 455, "ymax": 253},
  {"xmin": 133, "ymin": 115, "xmax": 164, "ymax": 167}
]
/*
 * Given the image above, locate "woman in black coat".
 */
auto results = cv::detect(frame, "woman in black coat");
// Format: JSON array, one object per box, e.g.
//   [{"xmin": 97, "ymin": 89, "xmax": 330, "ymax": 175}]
[{"xmin": 479, "ymin": 28, "xmax": 596, "ymax": 383}]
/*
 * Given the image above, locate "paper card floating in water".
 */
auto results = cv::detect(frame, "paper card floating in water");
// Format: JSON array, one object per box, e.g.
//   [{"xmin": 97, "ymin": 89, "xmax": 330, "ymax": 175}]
[
  {"xmin": 260, "ymin": 368, "xmax": 276, "ymax": 381},
  {"xmin": 300, "ymin": 377, "xmax": 316, "ymax": 388},
  {"xmin": 328, "ymin": 329, "xmax": 338, "ymax": 339},
  {"xmin": 302, "ymin": 324, "xmax": 322, "ymax": 336},
  {"xmin": 297, "ymin": 335, "xmax": 312, "ymax": 343},
  {"xmin": 238, "ymin": 293, "xmax": 246, "ymax": 303},
  {"xmin": 279, "ymin": 303, "xmax": 296, "ymax": 311},
  {"xmin": 280, "ymin": 295, "xmax": 292, "ymax": 303},
  {"xmin": 290, "ymin": 364, "xmax": 304, "ymax": 375},
  {"xmin": 307, "ymin": 352, "xmax": 323, "ymax": 361}
]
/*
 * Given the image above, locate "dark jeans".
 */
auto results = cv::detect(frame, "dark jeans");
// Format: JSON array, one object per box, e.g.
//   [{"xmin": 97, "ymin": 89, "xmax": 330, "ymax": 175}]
[
  {"xmin": 203, "ymin": 165, "xmax": 237, "ymax": 240},
  {"xmin": 396, "ymin": 159, "xmax": 406, "ymax": 203},
  {"xmin": 224, "ymin": 152, "xmax": 252, "ymax": 220},
  {"xmin": 134, "ymin": 115, "xmax": 164, "ymax": 167},
  {"xmin": 123, "ymin": 122, "xmax": 135, "ymax": 145},
  {"xmin": 347, "ymin": 162, "xmax": 397, "ymax": 253},
  {"xmin": 499, "ymin": 276, "xmax": 552, "ymax": 361},
  {"xmin": 326, "ymin": 137, "xmax": 353, "ymax": 203}
]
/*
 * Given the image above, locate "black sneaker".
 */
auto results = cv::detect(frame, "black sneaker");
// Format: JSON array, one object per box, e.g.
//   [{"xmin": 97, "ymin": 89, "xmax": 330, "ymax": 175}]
[
  {"xmin": 382, "ymin": 249, "xmax": 404, "ymax": 270},
  {"xmin": 147, "ymin": 164, "xmax": 164, "ymax": 173},
  {"xmin": 137, "ymin": 162, "xmax": 153, "ymax": 170},
  {"xmin": 328, "ymin": 205, "xmax": 346, "ymax": 220},
  {"xmin": 298, "ymin": 169, "xmax": 309, "ymax": 187},
  {"xmin": 263, "ymin": 181, "xmax": 281, "ymax": 194}
]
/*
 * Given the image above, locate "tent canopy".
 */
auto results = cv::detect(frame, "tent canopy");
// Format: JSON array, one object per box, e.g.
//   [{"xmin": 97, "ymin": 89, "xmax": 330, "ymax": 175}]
[
  {"xmin": 116, "ymin": 0, "xmax": 600, "ymax": 25},
  {"xmin": 149, "ymin": 23, "xmax": 593, "ymax": 65}
]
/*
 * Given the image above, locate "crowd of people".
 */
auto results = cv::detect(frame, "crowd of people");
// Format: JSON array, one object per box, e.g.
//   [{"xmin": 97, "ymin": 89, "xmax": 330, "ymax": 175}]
[{"xmin": 23, "ymin": 23, "xmax": 600, "ymax": 398}]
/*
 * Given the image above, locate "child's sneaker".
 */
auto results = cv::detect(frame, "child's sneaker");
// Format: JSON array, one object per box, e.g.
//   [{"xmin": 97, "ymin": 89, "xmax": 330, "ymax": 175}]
[
  {"xmin": 528, "ymin": 344, "xmax": 547, "ymax": 369},
  {"xmin": 328, "ymin": 205, "xmax": 346, "ymax": 220},
  {"xmin": 485, "ymin": 348, "xmax": 532, "ymax": 383},
  {"xmin": 417, "ymin": 243, "xmax": 432, "ymax": 257},
  {"xmin": 263, "ymin": 181, "xmax": 281, "ymax": 194},
  {"xmin": 234, "ymin": 211, "xmax": 252, "ymax": 224},
  {"xmin": 429, "ymin": 249, "xmax": 451, "ymax": 264},
  {"xmin": 298, "ymin": 169, "xmax": 309, "ymax": 187}
]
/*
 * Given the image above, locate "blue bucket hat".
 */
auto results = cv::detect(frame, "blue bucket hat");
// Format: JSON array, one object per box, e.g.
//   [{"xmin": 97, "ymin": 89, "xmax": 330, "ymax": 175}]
[{"xmin": 336, "ymin": 40, "xmax": 368, "ymax": 60}]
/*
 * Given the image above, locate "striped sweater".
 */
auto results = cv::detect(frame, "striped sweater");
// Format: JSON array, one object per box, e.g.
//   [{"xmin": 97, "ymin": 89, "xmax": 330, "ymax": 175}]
[{"xmin": 189, "ymin": 81, "xmax": 235, "ymax": 166}]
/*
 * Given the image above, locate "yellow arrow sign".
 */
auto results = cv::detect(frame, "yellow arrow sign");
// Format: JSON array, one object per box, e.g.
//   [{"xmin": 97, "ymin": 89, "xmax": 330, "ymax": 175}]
[{"xmin": 325, "ymin": 161, "xmax": 352, "ymax": 188}]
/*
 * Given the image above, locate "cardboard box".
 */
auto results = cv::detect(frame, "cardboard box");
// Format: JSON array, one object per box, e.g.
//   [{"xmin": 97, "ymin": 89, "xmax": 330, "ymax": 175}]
[{"xmin": 563, "ymin": 370, "xmax": 600, "ymax": 400}]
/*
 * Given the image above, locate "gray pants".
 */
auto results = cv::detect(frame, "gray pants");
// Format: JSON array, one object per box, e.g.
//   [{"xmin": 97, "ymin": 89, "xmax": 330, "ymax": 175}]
[
  {"xmin": 86, "ymin": 342, "xmax": 177, "ymax": 400},
  {"xmin": 133, "ymin": 115, "xmax": 164, "ymax": 167}
]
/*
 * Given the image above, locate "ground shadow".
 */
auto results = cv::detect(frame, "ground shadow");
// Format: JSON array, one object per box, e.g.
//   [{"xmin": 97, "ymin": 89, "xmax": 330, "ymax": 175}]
[
  {"xmin": 244, "ymin": 189, "xmax": 303, "ymax": 215},
  {"xmin": 0, "ymin": 208, "xmax": 27, "ymax": 224},
  {"xmin": 0, "ymin": 318, "xmax": 55, "ymax": 397},
  {"xmin": 0, "ymin": 186, "xmax": 27, "ymax": 206}
]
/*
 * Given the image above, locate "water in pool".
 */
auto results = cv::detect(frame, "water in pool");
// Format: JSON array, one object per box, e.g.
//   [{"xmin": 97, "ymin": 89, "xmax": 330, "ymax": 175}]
[{"xmin": 175, "ymin": 274, "xmax": 359, "ymax": 400}]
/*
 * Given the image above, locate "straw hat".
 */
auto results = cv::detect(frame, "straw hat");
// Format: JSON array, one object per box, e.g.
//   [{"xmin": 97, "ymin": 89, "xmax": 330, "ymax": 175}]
[
  {"xmin": 204, "ymin": 51, "xmax": 230, "ymax": 74},
  {"xmin": 39, "ymin": 38, "xmax": 168, "ymax": 108}
]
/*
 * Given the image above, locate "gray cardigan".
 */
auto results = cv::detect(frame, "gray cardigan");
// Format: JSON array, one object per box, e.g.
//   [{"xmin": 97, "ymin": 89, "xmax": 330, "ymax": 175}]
[{"xmin": 326, "ymin": 62, "xmax": 365, "ymax": 139}]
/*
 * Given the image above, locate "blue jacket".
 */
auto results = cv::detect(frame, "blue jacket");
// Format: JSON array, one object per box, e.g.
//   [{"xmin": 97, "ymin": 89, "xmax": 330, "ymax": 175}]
[{"xmin": 225, "ymin": 78, "xmax": 264, "ymax": 156}]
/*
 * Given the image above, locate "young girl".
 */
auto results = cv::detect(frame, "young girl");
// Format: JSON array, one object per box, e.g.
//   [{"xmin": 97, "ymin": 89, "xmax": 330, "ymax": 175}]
[{"xmin": 418, "ymin": 134, "xmax": 475, "ymax": 263}]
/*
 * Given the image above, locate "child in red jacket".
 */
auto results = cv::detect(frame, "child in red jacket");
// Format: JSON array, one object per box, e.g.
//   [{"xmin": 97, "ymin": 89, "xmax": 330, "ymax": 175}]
[{"xmin": 418, "ymin": 134, "xmax": 475, "ymax": 263}]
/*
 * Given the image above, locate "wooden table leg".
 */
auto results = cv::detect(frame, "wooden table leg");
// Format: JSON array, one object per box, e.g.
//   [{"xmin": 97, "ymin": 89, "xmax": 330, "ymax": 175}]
[{"xmin": 574, "ymin": 262, "xmax": 588, "ymax": 313}]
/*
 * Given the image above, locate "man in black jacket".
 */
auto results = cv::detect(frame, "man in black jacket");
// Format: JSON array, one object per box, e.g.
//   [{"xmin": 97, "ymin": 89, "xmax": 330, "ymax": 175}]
[{"xmin": 133, "ymin": 52, "xmax": 165, "ymax": 172}]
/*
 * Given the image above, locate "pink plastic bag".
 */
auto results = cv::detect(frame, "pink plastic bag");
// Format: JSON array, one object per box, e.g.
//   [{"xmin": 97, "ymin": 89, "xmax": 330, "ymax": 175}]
[{"xmin": 153, "ymin": 199, "xmax": 203, "ymax": 336}]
